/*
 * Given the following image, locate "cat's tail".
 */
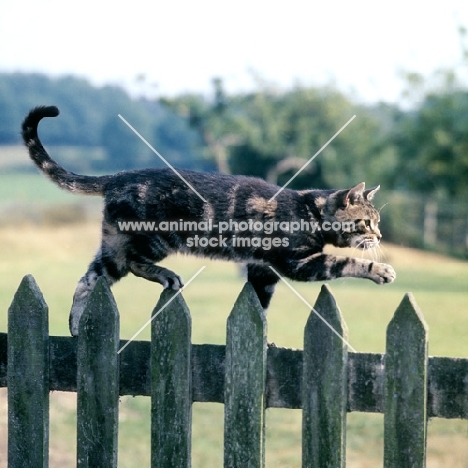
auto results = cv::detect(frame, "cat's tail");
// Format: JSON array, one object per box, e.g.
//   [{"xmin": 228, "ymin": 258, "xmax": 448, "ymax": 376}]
[{"xmin": 21, "ymin": 106, "xmax": 108, "ymax": 195}]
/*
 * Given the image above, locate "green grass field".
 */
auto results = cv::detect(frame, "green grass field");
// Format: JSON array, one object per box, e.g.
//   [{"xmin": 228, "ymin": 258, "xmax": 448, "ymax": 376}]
[
  {"xmin": 0, "ymin": 222, "xmax": 467, "ymax": 466},
  {"xmin": 0, "ymin": 172, "xmax": 79, "ymax": 206}
]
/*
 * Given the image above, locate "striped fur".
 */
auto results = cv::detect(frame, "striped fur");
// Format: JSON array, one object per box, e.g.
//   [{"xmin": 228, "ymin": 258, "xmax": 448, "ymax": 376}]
[{"xmin": 22, "ymin": 106, "xmax": 396, "ymax": 336}]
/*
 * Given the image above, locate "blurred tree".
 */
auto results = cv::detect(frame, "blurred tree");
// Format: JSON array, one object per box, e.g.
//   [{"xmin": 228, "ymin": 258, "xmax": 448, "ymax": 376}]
[
  {"xmin": 161, "ymin": 78, "xmax": 240, "ymax": 173},
  {"xmin": 0, "ymin": 72, "xmax": 207, "ymax": 172},
  {"xmin": 0, "ymin": 80, "xmax": 17, "ymax": 143},
  {"xmin": 393, "ymin": 91, "xmax": 468, "ymax": 197},
  {"xmin": 163, "ymin": 79, "xmax": 393, "ymax": 188},
  {"xmin": 164, "ymin": 82, "xmax": 390, "ymax": 190},
  {"xmin": 152, "ymin": 107, "xmax": 209, "ymax": 171},
  {"xmin": 392, "ymin": 24, "xmax": 468, "ymax": 198},
  {"xmin": 231, "ymin": 86, "xmax": 384, "ymax": 189}
]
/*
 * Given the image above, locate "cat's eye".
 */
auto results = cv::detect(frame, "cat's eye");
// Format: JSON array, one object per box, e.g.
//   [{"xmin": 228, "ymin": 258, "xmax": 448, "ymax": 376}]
[{"xmin": 364, "ymin": 220, "xmax": 371, "ymax": 228}]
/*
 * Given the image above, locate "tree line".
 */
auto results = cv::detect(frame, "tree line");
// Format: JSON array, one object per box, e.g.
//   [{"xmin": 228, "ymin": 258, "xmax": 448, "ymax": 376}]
[
  {"xmin": 2, "ymin": 72, "xmax": 467, "ymax": 199},
  {"xmin": 1, "ymin": 71, "xmax": 467, "ymax": 255},
  {"xmin": 0, "ymin": 73, "xmax": 209, "ymax": 172}
]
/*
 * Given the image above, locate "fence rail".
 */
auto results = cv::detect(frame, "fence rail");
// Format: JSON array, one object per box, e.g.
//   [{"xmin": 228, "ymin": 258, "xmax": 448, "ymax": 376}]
[{"xmin": 1, "ymin": 274, "xmax": 468, "ymax": 467}]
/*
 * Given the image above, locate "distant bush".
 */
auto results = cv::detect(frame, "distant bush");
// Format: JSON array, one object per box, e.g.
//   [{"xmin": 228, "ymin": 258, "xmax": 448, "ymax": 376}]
[{"xmin": 0, "ymin": 73, "xmax": 208, "ymax": 172}]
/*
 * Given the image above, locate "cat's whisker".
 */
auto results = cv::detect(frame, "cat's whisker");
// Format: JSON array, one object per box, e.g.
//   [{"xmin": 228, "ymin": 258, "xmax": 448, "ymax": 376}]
[
  {"xmin": 376, "ymin": 243, "xmax": 388, "ymax": 261},
  {"xmin": 379, "ymin": 244, "xmax": 386, "ymax": 261},
  {"xmin": 367, "ymin": 246, "xmax": 378, "ymax": 262},
  {"xmin": 353, "ymin": 239, "xmax": 370, "ymax": 260},
  {"xmin": 377, "ymin": 243, "xmax": 386, "ymax": 261},
  {"xmin": 352, "ymin": 239, "xmax": 366, "ymax": 257},
  {"xmin": 350, "ymin": 246, "xmax": 360, "ymax": 258},
  {"xmin": 343, "ymin": 231, "xmax": 361, "ymax": 258},
  {"xmin": 378, "ymin": 202, "xmax": 389, "ymax": 214},
  {"xmin": 366, "ymin": 244, "xmax": 377, "ymax": 261},
  {"xmin": 373, "ymin": 246, "xmax": 382, "ymax": 262}
]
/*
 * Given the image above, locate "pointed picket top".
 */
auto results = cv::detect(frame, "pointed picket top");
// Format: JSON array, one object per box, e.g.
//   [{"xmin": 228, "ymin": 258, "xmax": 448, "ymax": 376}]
[
  {"xmin": 388, "ymin": 292, "xmax": 428, "ymax": 331},
  {"xmin": 8, "ymin": 273, "xmax": 49, "ymax": 361},
  {"xmin": 302, "ymin": 284, "xmax": 348, "ymax": 467},
  {"xmin": 224, "ymin": 282, "xmax": 267, "ymax": 468},
  {"xmin": 384, "ymin": 292, "xmax": 428, "ymax": 468},
  {"xmin": 387, "ymin": 293, "xmax": 429, "ymax": 348},
  {"xmin": 77, "ymin": 276, "xmax": 120, "ymax": 468},
  {"xmin": 78, "ymin": 276, "xmax": 119, "ymax": 337},
  {"xmin": 152, "ymin": 288, "xmax": 191, "ymax": 330},
  {"xmin": 151, "ymin": 288, "xmax": 192, "ymax": 468},
  {"xmin": 8, "ymin": 274, "xmax": 50, "ymax": 467},
  {"xmin": 229, "ymin": 281, "xmax": 266, "ymax": 327},
  {"xmin": 305, "ymin": 284, "xmax": 349, "ymax": 350},
  {"xmin": 151, "ymin": 287, "xmax": 192, "ymax": 354},
  {"xmin": 9, "ymin": 274, "xmax": 48, "ymax": 320},
  {"xmin": 225, "ymin": 280, "xmax": 267, "ymax": 372}
]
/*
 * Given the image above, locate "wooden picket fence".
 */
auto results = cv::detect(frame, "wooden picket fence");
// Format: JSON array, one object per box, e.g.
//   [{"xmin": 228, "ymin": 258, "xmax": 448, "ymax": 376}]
[{"xmin": 1, "ymin": 274, "xmax": 468, "ymax": 467}]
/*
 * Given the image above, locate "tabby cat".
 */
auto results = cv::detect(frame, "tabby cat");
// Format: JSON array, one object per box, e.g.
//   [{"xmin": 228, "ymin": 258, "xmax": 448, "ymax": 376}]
[{"xmin": 22, "ymin": 106, "xmax": 395, "ymax": 336}]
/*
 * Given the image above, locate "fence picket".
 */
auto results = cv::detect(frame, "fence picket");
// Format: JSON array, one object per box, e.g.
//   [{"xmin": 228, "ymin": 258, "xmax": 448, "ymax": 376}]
[
  {"xmin": 7, "ymin": 275, "xmax": 50, "ymax": 468},
  {"xmin": 302, "ymin": 284, "xmax": 348, "ymax": 468},
  {"xmin": 77, "ymin": 277, "xmax": 120, "ymax": 468},
  {"xmin": 224, "ymin": 282, "xmax": 267, "ymax": 468},
  {"xmin": 384, "ymin": 293, "xmax": 428, "ymax": 468},
  {"xmin": 2, "ymin": 274, "xmax": 468, "ymax": 466},
  {"xmin": 151, "ymin": 289, "xmax": 192, "ymax": 468}
]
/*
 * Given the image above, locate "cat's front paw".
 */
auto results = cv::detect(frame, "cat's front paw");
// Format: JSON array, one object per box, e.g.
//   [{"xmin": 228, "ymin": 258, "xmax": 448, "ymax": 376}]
[
  {"xmin": 161, "ymin": 271, "xmax": 184, "ymax": 290},
  {"xmin": 370, "ymin": 262, "xmax": 396, "ymax": 285}
]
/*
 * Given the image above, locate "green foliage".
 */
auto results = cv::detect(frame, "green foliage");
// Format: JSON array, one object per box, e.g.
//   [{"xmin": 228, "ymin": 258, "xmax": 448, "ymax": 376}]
[
  {"xmin": 0, "ymin": 73, "xmax": 207, "ymax": 172},
  {"xmin": 164, "ymin": 82, "xmax": 392, "ymax": 189},
  {"xmin": 2, "ymin": 70, "xmax": 468, "ymax": 255},
  {"xmin": 160, "ymin": 78, "xmax": 236, "ymax": 173},
  {"xmin": 391, "ymin": 25, "xmax": 468, "ymax": 199},
  {"xmin": 392, "ymin": 91, "xmax": 468, "ymax": 197},
  {"xmin": 4, "ymin": 70, "xmax": 468, "ymax": 199}
]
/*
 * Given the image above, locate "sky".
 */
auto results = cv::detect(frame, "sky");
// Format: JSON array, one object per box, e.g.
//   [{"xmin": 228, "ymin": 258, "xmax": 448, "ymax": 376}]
[{"xmin": 1, "ymin": 1, "xmax": 468, "ymax": 103}]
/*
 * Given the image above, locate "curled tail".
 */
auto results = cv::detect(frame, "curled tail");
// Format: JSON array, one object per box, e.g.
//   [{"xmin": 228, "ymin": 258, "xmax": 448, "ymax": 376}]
[{"xmin": 22, "ymin": 106, "xmax": 107, "ymax": 195}]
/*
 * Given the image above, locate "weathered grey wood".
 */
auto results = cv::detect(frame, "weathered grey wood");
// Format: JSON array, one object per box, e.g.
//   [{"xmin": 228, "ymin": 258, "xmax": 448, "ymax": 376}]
[
  {"xmin": 2, "ymin": 281, "xmax": 468, "ymax": 468},
  {"xmin": 77, "ymin": 277, "xmax": 120, "ymax": 468},
  {"xmin": 192, "ymin": 344, "xmax": 225, "ymax": 403},
  {"xmin": 302, "ymin": 284, "xmax": 348, "ymax": 468},
  {"xmin": 1, "ymin": 337, "xmax": 467, "ymax": 417},
  {"xmin": 384, "ymin": 293, "xmax": 428, "ymax": 468},
  {"xmin": 7, "ymin": 275, "xmax": 49, "ymax": 468},
  {"xmin": 266, "ymin": 347, "xmax": 303, "ymax": 409},
  {"xmin": 224, "ymin": 282, "xmax": 267, "ymax": 468},
  {"xmin": 49, "ymin": 335, "xmax": 77, "ymax": 392},
  {"xmin": 119, "ymin": 339, "xmax": 151, "ymax": 396},
  {"xmin": 0, "ymin": 332, "xmax": 7, "ymax": 388},
  {"xmin": 347, "ymin": 352, "xmax": 385, "ymax": 413},
  {"xmin": 151, "ymin": 289, "xmax": 192, "ymax": 468},
  {"xmin": 427, "ymin": 356, "xmax": 468, "ymax": 418},
  {"xmin": 1, "ymin": 338, "xmax": 467, "ymax": 418}
]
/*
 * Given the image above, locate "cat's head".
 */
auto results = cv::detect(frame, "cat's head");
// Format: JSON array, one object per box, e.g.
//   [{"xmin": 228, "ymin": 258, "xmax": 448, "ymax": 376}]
[{"xmin": 321, "ymin": 182, "xmax": 382, "ymax": 249}]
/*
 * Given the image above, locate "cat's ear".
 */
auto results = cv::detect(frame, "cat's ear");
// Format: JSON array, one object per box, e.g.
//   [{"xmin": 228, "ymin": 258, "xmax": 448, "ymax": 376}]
[
  {"xmin": 333, "ymin": 182, "xmax": 365, "ymax": 208},
  {"xmin": 363, "ymin": 185, "xmax": 380, "ymax": 201},
  {"xmin": 344, "ymin": 182, "xmax": 366, "ymax": 206}
]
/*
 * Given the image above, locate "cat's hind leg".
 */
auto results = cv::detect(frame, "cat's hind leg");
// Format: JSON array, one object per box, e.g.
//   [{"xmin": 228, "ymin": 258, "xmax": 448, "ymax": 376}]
[
  {"xmin": 247, "ymin": 263, "xmax": 280, "ymax": 309},
  {"xmin": 69, "ymin": 249, "xmax": 127, "ymax": 336}
]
